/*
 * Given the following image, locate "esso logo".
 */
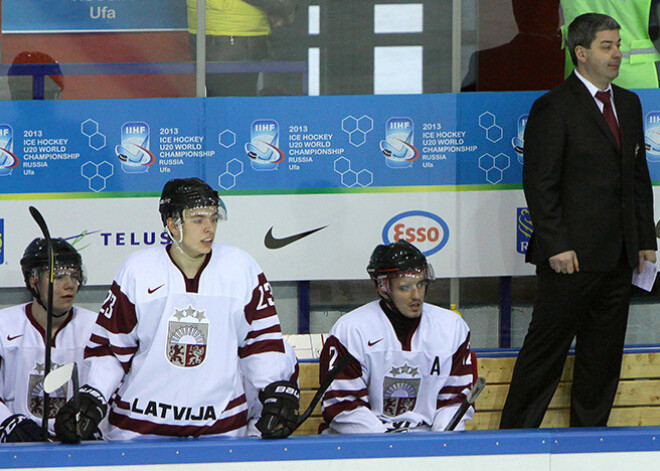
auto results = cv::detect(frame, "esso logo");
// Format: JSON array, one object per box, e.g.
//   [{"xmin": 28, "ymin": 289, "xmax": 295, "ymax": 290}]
[{"xmin": 382, "ymin": 211, "xmax": 450, "ymax": 256}]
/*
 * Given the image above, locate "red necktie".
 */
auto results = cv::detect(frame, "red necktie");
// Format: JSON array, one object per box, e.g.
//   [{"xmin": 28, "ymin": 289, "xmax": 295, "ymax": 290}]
[{"xmin": 595, "ymin": 90, "xmax": 621, "ymax": 152}]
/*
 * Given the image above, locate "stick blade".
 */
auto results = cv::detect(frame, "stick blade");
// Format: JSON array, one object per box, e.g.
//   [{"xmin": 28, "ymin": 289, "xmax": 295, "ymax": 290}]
[
  {"xmin": 28, "ymin": 206, "xmax": 51, "ymax": 240},
  {"xmin": 44, "ymin": 362, "xmax": 75, "ymax": 394}
]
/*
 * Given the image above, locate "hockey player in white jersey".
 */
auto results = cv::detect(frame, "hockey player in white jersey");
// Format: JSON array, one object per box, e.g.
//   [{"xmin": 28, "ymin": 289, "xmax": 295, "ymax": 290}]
[
  {"xmin": 0, "ymin": 238, "xmax": 96, "ymax": 442},
  {"xmin": 55, "ymin": 177, "xmax": 299, "ymax": 442},
  {"xmin": 319, "ymin": 240, "xmax": 477, "ymax": 433}
]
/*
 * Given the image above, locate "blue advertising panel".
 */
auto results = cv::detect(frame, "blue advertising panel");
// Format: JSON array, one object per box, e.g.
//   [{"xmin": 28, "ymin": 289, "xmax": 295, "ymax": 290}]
[
  {"xmin": 2, "ymin": 0, "xmax": 187, "ymax": 33},
  {"xmin": 0, "ymin": 92, "xmax": 545, "ymax": 196},
  {"xmin": 2, "ymin": 89, "xmax": 660, "ymax": 197}
]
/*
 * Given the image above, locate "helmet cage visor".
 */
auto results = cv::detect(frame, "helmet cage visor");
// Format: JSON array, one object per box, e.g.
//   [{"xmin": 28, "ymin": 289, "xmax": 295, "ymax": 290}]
[
  {"xmin": 164, "ymin": 198, "xmax": 227, "ymax": 226},
  {"xmin": 30, "ymin": 263, "xmax": 85, "ymax": 286},
  {"xmin": 375, "ymin": 264, "xmax": 435, "ymax": 293}
]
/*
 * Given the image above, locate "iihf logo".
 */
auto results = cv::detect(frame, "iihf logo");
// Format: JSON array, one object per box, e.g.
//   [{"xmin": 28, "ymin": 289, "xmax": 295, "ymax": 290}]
[
  {"xmin": 115, "ymin": 121, "xmax": 155, "ymax": 173},
  {"xmin": 0, "ymin": 125, "xmax": 19, "ymax": 176},
  {"xmin": 379, "ymin": 118, "xmax": 419, "ymax": 168},
  {"xmin": 511, "ymin": 115, "xmax": 527, "ymax": 165},
  {"xmin": 644, "ymin": 112, "xmax": 660, "ymax": 162},
  {"xmin": 245, "ymin": 119, "xmax": 285, "ymax": 171},
  {"xmin": 517, "ymin": 207, "xmax": 533, "ymax": 254}
]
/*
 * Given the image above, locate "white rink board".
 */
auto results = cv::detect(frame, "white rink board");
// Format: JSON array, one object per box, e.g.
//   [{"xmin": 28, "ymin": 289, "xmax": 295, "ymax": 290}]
[
  {"xmin": 0, "ymin": 455, "xmax": 547, "ymax": 471},
  {"xmin": 3, "ymin": 453, "xmax": 654, "ymax": 471}
]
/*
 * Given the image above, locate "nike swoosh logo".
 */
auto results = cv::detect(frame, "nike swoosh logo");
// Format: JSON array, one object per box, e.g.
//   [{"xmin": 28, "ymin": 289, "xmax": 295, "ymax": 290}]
[
  {"xmin": 148, "ymin": 284, "xmax": 165, "ymax": 294},
  {"xmin": 368, "ymin": 338, "xmax": 383, "ymax": 347},
  {"xmin": 7, "ymin": 334, "xmax": 23, "ymax": 341},
  {"xmin": 264, "ymin": 225, "xmax": 327, "ymax": 249}
]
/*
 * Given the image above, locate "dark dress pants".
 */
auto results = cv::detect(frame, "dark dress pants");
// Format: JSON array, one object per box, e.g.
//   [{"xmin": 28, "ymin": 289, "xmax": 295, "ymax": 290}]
[{"xmin": 500, "ymin": 254, "xmax": 632, "ymax": 428}]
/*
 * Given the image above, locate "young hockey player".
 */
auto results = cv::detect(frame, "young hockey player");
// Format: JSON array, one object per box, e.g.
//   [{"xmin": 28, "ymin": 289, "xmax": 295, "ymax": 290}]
[
  {"xmin": 55, "ymin": 177, "xmax": 299, "ymax": 441},
  {"xmin": 0, "ymin": 238, "xmax": 96, "ymax": 442},
  {"xmin": 319, "ymin": 240, "xmax": 477, "ymax": 433}
]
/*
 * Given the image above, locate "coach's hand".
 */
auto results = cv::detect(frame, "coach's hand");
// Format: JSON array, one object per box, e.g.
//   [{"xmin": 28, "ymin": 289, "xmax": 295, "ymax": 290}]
[{"xmin": 549, "ymin": 250, "xmax": 579, "ymax": 274}]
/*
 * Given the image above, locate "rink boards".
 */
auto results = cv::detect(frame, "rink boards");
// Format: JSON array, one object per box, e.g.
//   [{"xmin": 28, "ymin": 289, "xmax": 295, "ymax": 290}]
[{"xmin": 0, "ymin": 428, "xmax": 659, "ymax": 471}]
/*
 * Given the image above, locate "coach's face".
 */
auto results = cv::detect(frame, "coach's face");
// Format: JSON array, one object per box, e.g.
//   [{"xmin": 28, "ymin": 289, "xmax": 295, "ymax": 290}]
[{"xmin": 576, "ymin": 29, "xmax": 622, "ymax": 90}]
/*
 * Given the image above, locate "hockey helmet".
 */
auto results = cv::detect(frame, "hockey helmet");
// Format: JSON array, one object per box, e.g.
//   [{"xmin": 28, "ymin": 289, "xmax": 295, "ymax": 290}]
[
  {"xmin": 367, "ymin": 240, "xmax": 434, "ymax": 289},
  {"xmin": 159, "ymin": 177, "xmax": 227, "ymax": 226},
  {"xmin": 20, "ymin": 238, "xmax": 84, "ymax": 296}
]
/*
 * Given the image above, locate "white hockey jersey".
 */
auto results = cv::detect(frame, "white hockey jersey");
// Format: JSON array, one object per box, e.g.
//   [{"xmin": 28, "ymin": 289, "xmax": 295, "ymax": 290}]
[
  {"xmin": 319, "ymin": 301, "xmax": 477, "ymax": 434},
  {"xmin": 84, "ymin": 243, "xmax": 295, "ymax": 440},
  {"xmin": 0, "ymin": 303, "xmax": 97, "ymax": 435}
]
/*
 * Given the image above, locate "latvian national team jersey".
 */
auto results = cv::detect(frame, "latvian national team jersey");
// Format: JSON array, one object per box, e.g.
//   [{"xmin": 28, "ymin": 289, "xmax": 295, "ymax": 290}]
[
  {"xmin": 0, "ymin": 303, "xmax": 97, "ymax": 434},
  {"xmin": 84, "ymin": 243, "xmax": 294, "ymax": 440},
  {"xmin": 319, "ymin": 301, "xmax": 477, "ymax": 434}
]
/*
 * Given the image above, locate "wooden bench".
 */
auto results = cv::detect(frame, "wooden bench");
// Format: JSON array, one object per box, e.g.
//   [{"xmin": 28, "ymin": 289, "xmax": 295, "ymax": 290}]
[{"xmin": 294, "ymin": 349, "xmax": 660, "ymax": 435}]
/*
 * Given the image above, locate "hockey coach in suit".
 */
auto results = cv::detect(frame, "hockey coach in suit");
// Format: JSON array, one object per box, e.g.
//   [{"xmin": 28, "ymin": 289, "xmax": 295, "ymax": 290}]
[{"xmin": 500, "ymin": 12, "xmax": 657, "ymax": 429}]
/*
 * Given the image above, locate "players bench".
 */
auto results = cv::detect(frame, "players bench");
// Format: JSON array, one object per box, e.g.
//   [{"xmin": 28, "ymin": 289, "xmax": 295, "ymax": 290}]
[{"xmin": 285, "ymin": 335, "xmax": 660, "ymax": 434}]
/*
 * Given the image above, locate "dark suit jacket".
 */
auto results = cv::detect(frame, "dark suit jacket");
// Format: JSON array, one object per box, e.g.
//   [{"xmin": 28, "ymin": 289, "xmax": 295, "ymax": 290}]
[{"xmin": 523, "ymin": 72, "xmax": 657, "ymax": 271}]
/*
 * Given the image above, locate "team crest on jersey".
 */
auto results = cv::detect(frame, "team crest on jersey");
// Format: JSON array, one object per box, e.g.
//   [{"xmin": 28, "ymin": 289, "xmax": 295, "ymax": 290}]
[
  {"xmin": 28, "ymin": 363, "xmax": 67, "ymax": 419},
  {"xmin": 382, "ymin": 363, "xmax": 420, "ymax": 417},
  {"xmin": 166, "ymin": 304, "xmax": 209, "ymax": 368}
]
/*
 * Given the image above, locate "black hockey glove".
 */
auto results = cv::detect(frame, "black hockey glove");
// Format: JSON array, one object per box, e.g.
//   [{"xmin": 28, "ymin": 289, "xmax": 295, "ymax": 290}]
[
  {"xmin": 54, "ymin": 385, "xmax": 107, "ymax": 444},
  {"xmin": 256, "ymin": 380, "xmax": 300, "ymax": 439},
  {"xmin": 0, "ymin": 414, "xmax": 43, "ymax": 442}
]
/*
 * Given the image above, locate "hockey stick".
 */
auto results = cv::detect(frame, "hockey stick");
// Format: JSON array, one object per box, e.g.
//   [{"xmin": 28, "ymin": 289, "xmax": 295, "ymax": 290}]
[
  {"xmin": 444, "ymin": 376, "xmax": 486, "ymax": 431},
  {"xmin": 44, "ymin": 363, "xmax": 77, "ymax": 396},
  {"xmin": 44, "ymin": 363, "xmax": 80, "ymax": 443},
  {"xmin": 28, "ymin": 206, "xmax": 55, "ymax": 440},
  {"xmin": 295, "ymin": 353, "xmax": 354, "ymax": 429}
]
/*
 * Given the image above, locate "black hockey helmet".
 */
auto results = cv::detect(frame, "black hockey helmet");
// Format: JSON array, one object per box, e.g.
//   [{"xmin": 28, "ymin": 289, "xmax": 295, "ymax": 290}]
[
  {"xmin": 367, "ymin": 240, "xmax": 434, "ymax": 288},
  {"xmin": 158, "ymin": 177, "xmax": 227, "ymax": 226},
  {"xmin": 20, "ymin": 237, "xmax": 84, "ymax": 296}
]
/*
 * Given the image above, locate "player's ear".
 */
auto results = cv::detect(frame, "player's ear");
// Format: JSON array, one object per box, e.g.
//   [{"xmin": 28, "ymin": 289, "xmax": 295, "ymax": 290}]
[
  {"xmin": 29, "ymin": 274, "xmax": 41, "ymax": 292},
  {"xmin": 376, "ymin": 285, "xmax": 389, "ymax": 300},
  {"xmin": 575, "ymin": 45, "xmax": 587, "ymax": 64},
  {"xmin": 166, "ymin": 217, "xmax": 179, "ymax": 236}
]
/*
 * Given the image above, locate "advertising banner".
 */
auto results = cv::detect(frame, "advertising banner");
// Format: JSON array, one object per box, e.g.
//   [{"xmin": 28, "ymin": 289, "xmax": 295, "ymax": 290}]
[
  {"xmin": 2, "ymin": 0, "xmax": 187, "ymax": 33},
  {"xmin": 1, "ymin": 91, "xmax": 659, "ymax": 286}
]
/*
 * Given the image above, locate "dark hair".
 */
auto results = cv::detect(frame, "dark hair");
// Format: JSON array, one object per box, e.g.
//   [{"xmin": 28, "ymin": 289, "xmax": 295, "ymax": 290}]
[{"xmin": 566, "ymin": 13, "xmax": 620, "ymax": 66}]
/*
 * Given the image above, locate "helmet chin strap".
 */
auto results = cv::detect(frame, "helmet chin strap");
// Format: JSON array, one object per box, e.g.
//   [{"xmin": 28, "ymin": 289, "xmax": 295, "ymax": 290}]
[
  {"xmin": 166, "ymin": 222, "xmax": 198, "ymax": 262},
  {"xmin": 33, "ymin": 288, "xmax": 71, "ymax": 318},
  {"xmin": 378, "ymin": 285, "xmax": 407, "ymax": 319}
]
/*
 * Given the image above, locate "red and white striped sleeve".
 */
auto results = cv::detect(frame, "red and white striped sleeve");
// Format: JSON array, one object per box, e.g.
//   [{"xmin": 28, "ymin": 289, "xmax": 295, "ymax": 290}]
[
  {"xmin": 239, "ymin": 271, "xmax": 293, "ymax": 392},
  {"xmin": 432, "ymin": 331, "xmax": 478, "ymax": 431},
  {"xmin": 318, "ymin": 335, "xmax": 387, "ymax": 434},
  {"xmin": 83, "ymin": 280, "xmax": 137, "ymax": 401}
]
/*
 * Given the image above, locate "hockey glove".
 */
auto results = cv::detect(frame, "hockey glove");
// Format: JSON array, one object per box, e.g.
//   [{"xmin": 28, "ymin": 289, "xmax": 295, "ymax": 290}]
[
  {"xmin": 0, "ymin": 414, "xmax": 43, "ymax": 442},
  {"xmin": 54, "ymin": 385, "xmax": 107, "ymax": 444},
  {"xmin": 256, "ymin": 380, "xmax": 300, "ymax": 439}
]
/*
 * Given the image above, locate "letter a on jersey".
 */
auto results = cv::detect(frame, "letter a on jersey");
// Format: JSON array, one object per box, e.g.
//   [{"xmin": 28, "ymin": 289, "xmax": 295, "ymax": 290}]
[{"xmin": 166, "ymin": 304, "xmax": 209, "ymax": 367}]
